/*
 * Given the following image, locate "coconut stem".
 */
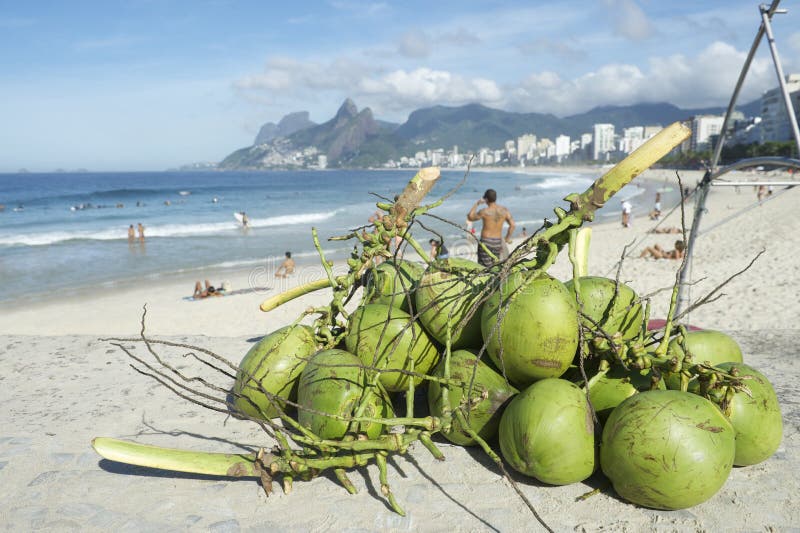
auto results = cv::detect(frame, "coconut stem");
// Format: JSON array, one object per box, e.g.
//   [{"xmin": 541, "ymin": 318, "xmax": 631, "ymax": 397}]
[{"xmin": 260, "ymin": 278, "xmax": 333, "ymax": 312}]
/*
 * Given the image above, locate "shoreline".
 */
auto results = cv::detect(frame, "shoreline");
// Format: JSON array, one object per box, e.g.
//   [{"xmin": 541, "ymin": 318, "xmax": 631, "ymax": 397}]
[{"xmin": 1, "ymin": 167, "xmax": 795, "ymax": 336}]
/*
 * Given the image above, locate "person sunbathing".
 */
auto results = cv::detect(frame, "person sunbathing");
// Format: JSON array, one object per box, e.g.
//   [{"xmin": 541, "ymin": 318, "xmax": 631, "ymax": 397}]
[
  {"xmin": 648, "ymin": 226, "xmax": 682, "ymax": 234},
  {"xmin": 193, "ymin": 280, "xmax": 224, "ymax": 298},
  {"xmin": 639, "ymin": 240, "xmax": 686, "ymax": 260}
]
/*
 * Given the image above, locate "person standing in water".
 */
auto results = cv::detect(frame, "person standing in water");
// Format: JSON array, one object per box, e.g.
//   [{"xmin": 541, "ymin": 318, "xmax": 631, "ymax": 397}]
[
  {"xmin": 467, "ymin": 189, "xmax": 515, "ymax": 267},
  {"xmin": 127, "ymin": 224, "xmax": 135, "ymax": 242},
  {"xmin": 137, "ymin": 223, "xmax": 145, "ymax": 241}
]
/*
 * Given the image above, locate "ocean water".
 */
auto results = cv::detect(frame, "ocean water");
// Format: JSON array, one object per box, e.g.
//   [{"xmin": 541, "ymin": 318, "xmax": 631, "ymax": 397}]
[{"xmin": 0, "ymin": 169, "xmax": 666, "ymax": 303}]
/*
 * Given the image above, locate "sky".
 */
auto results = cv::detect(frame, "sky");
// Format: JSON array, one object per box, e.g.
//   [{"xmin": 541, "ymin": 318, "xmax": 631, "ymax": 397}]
[{"xmin": 1, "ymin": 0, "xmax": 799, "ymax": 172}]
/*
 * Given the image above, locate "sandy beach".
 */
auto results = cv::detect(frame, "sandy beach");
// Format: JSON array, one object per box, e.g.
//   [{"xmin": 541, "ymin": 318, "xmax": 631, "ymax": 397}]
[{"xmin": 1, "ymin": 167, "xmax": 798, "ymax": 531}]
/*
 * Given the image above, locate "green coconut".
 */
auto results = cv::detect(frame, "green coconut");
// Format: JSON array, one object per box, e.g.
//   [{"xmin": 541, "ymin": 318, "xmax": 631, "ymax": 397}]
[
  {"xmin": 714, "ymin": 362, "xmax": 783, "ymax": 466},
  {"xmin": 427, "ymin": 350, "xmax": 518, "ymax": 446},
  {"xmin": 415, "ymin": 258, "xmax": 487, "ymax": 349},
  {"xmin": 665, "ymin": 330, "xmax": 744, "ymax": 391},
  {"xmin": 297, "ymin": 349, "xmax": 394, "ymax": 440},
  {"xmin": 564, "ymin": 276, "xmax": 643, "ymax": 350},
  {"xmin": 344, "ymin": 303, "xmax": 440, "ymax": 392},
  {"xmin": 481, "ymin": 270, "xmax": 579, "ymax": 386},
  {"xmin": 232, "ymin": 325, "xmax": 318, "ymax": 420},
  {"xmin": 366, "ymin": 259, "xmax": 426, "ymax": 311},
  {"xmin": 601, "ymin": 389, "xmax": 735, "ymax": 510},
  {"xmin": 585, "ymin": 366, "xmax": 661, "ymax": 422},
  {"xmin": 499, "ymin": 378, "xmax": 596, "ymax": 485}
]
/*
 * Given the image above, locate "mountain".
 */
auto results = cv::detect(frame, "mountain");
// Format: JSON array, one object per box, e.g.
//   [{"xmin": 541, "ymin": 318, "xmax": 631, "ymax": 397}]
[
  {"xmin": 254, "ymin": 111, "xmax": 316, "ymax": 145},
  {"xmin": 395, "ymin": 103, "xmax": 563, "ymax": 150},
  {"xmin": 219, "ymin": 99, "xmax": 401, "ymax": 169},
  {"xmin": 220, "ymin": 97, "xmax": 761, "ymax": 169},
  {"xmin": 289, "ymin": 99, "xmax": 382, "ymax": 161}
]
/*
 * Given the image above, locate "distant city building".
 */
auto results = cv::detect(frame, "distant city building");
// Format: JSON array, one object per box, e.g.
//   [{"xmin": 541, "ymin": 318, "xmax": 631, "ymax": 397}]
[
  {"xmin": 592, "ymin": 124, "xmax": 615, "ymax": 160},
  {"xmin": 643, "ymin": 125, "xmax": 663, "ymax": 139},
  {"xmin": 555, "ymin": 135, "xmax": 571, "ymax": 159},
  {"xmin": 691, "ymin": 115, "xmax": 724, "ymax": 151},
  {"xmin": 517, "ymin": 134, "xmax": 537, "ymax": 161},
  {"xmin": 760, "ymin": 73, "xmax": 800, "ymax": 143},
  {"xmin": 478, "ymin": 147, "xmax": 490, "ymax": 165},
  {"xmin": 620, "ymin": 126, "xmax": 644, "ymax": 154},
  {"xmin": 317, "ymin": 155, "xmax": 328, "ymax": 169}
]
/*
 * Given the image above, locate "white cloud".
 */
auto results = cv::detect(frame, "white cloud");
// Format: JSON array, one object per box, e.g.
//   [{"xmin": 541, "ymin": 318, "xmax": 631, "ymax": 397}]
[
  {"xmin": 359, "ymin": 68, "xmax": 503, "ymax": 110},
  {"xmin": 507, "ymin": 41, "xmax": 775, "ymax": 115},
  {"xmin": 235, "ymin": 41, "xmax": 782, "ymax": 121},
  {"xmin": 603, "ymin": 0, "xmax": 655, "ymax": 41},
  {"xmin": 234, "ymin": 56, "xmax": 377, "ymax": 94}
]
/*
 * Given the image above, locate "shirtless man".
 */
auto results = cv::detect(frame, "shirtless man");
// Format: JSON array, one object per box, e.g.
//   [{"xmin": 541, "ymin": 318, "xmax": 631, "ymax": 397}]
[
  {"xmin": 275, "ymin": 251, "xmax": 296, "ymax": 278},
  {"xmin": 127, "ymin": 224, "xmax": 135, "ymax": 242},
  {"xmin": 467, "ymin": 189, "xmax": 515, "ymax": 267}
]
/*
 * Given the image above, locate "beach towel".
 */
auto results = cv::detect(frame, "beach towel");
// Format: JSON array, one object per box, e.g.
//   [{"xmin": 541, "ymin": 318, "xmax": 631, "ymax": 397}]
[{"xmin": 477, "ymin": 237, "xmax": 503, "ymax": 267}]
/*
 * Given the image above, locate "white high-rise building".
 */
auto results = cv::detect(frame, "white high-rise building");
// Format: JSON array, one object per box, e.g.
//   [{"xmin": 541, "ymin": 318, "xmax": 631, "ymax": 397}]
[
  {"xmin": 691, "ymin": 115, "xmax": 724, "ymax": 151},
  {"xmin": 621, "ymin": 127, "xmax": 644, "ymax": 153},
  {"xmin": 760, "ymin": 73, "xmax": 800, "ymax": 143},
  {"xmin": 555, "ymin": 135, "xmax": 571, "ymax": 158},
  {"xmin": 517, "ymin": 134, "xmax": 537, "ymax": 161},
  {"xmin": 592, "ymin": 124, "xmax": 615, "ymax": 160},
  {"xmin": 478, "ymin": 147, "xmax": 490, "ymax": 165},
  {"xmin": 643, "ymin": 125, "xmax": 663, "ymax": 140}
]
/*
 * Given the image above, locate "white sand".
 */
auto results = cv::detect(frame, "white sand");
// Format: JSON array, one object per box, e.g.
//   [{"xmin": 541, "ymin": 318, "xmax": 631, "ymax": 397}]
[{"xmin": 1, "ymin": 167, "xmax": 798, "ymax": 530}]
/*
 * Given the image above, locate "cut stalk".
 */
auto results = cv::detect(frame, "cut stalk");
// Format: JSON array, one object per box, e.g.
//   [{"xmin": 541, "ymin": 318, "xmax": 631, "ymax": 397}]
[
  {"xmin": 260, "ymin": 278, "xmax": 333, "ymax": 312},
  {"xmin": 92, "ymin": 437, "xmax": 260, "ymax": 477}
]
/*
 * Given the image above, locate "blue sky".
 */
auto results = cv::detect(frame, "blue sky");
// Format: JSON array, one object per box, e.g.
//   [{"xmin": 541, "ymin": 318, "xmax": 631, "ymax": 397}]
[{"xmin": 1, "ymin": 0, "xmax": 798, "ymax": 171}]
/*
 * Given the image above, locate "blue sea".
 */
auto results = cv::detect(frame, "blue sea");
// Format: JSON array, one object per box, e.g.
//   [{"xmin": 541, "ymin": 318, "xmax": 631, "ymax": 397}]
[{"xmin": 0, "ymin": 169, "xmax": 666, "ymax": 303}]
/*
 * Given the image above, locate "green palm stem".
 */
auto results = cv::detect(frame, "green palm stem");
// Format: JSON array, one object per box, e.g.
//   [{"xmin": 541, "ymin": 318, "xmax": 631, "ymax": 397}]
[
  {"xmin": 92, "ymin": 437, "xmax": 374, "ymax": 478},
  {"xmin": 335, "ymin": 468, "xmax": 358, "ymax": 494},
  {"xmin": 376, "ymin": 451, "xmax": 405, "ymax": 516}
]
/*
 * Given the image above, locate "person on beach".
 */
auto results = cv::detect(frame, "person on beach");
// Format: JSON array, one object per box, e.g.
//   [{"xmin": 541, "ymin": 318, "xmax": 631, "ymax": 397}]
[
  {"xmin": 649, "ymin": 192, "xmax": 662, "ymax": 220},
  {"xmin": 192, "ymin": 280, "xmax": 223, "ymax": 299},
  {"xmin": 639, "ymin": 240, "xmax": 685, "ymax": 260},
  {"xmin": 648, "ymin": 226, "xmax": 682, "ymax": 234},
  {"xmin": 429, "ymin": 239, "xmax": 449, "ymax": 260},
  {"xmin": 137, "ymin": 223, "xmax": 145, "ymax": 241},
  {"xmin": 275, "ymin": 251, "xmax": 296, "ymax": 278},
  {"xmin": 521, "ymin": 227, "xmax": 528, "ymax": 238},
  {"xmin": 127, "ymin": 224, "xmax": 135, "ymax": 242},
  {"xmin": 757, "ymin": 185, "xmax": 767, "ymax": 203},
  {"xmin": 467, "ymin": 189, "xmax": 515, "ymax": 267},
  {"xmin": 241, "ymin": 212, "xmax": 249, "ymax": 227},
  {"xmin": 621, "ymin": 199, "xmax": 632, "ymax": 228}
]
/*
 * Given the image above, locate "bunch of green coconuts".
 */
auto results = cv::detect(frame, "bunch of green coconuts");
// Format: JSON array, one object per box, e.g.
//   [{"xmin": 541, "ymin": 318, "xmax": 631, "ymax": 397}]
[{"xmin": 233, "ymin": 257, "xmax": 782, "ymax": 511}]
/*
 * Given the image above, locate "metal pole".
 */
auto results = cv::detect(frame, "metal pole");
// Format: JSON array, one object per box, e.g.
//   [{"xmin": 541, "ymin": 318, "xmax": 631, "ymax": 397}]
[
  {"xmin": 761, "ymin": 4, "xmax": 800, "ymax": 155},
  {"xmin": 709, "ymin": 0, "xmax": 782, "ymax": 171},
  {"xmin": 676, "ymin": 0, "xmax": 786, "ymax": 316},
  {"xmin": 675, "ymin": 171, "xmax": 712, "ymax": 315}
]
